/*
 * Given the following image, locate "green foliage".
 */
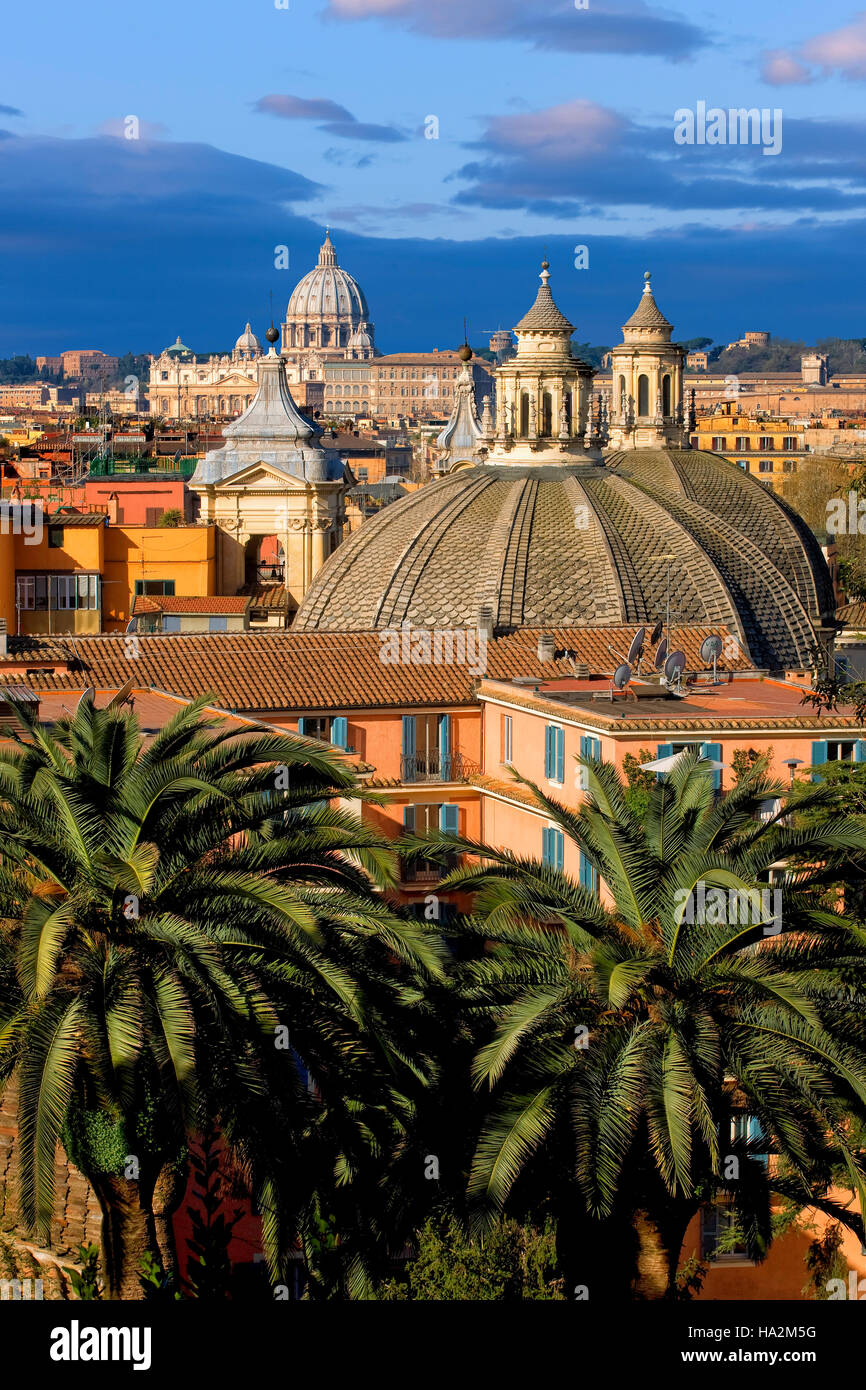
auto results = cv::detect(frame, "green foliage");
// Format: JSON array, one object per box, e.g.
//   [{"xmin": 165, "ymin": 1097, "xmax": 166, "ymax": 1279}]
[
  {"xmin": 731, "ymin": 746, "xmax": 772, "ymax": 784},
  {"xmin": 802, "ymin": 1223, "xmax": 849, "ymax": 1300},
  {"xmin": 377, "ymin": 1213, "xmax": 565, "ymax": 1300},
  {"xmin": 157, "ymin": 508, "xmax": 183, "ymax": 527},
  {"xmin": 139, "ymin": 1250, "xmax": 182, "ymax": 1300},
  {"xmin": 0, "ymin": 355, "xmax": 43, "ymax": 383},
  {"xmin": 0, "ymin": 692, "xmax": 433, "ymax": 1296},
  {"xmin": 65, "ymin": 1244, "xmax": 102, "ymax": 1300},
  {"xmin": 62, "ymin": 1104, "xmax": 128, "ymax": 1176},
  {"xmin": 674, "ymin": 1251, "xmax": 708, "ymax": 1300},
  {"xmin": 621, "ymin": 747, "xmax": 656, "ymax": 817},
  {"xmin": 410, "ymin": 747, "xmax": 866, "ymax": 1296},
  {"xmin": 185, "ymin": 1131, "xmax": 242, "ymax": 1299}
]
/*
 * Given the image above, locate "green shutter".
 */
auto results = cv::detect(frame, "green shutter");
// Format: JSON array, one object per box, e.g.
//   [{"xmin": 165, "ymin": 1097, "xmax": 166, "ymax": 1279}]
[
  {"xmin": 440, "ymin": 804, "xmax": 459, "ymax": 834},
  {"xmin": 701, "ymin": 741, "xmax": 722, "ymax": 792},
  {"xmin": 439, "ymin": 713, "xmax": 451, "ymax": 779},
  {"xmin": 402, "ymin": 716, "xmax": 417, "ymax": 782},
  {"xmin": 656, "ymin": 742, "xmax": 673, "ymax": 782},
  {"xmin": 811, "ymin": 740, "xmax": 828, "ymax": 782}
]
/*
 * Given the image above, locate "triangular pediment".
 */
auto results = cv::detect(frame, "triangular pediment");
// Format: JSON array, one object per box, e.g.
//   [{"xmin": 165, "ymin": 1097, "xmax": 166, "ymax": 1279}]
[{"xmin": 212, "ymin": 461, "xmax": 307, "ymax": 492}]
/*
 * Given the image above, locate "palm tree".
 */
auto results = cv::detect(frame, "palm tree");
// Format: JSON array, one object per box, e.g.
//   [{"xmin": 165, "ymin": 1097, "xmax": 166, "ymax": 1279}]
[
  {"xmin": 0, "ymin": 694, "xmax": 439, "ymax": 1298},
  {"xmin": 406, "ymin": 750, "xmax": 866, "ymax": 1299}
]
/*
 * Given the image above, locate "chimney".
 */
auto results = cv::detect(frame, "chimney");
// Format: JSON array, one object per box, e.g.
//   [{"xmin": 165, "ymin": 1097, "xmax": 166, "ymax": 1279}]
[
  {"xmin": 106, "ymin": 491, "xmax": 119, "ymax": 524},
  {"xmin": 477, "ymin": 604, "xmax": 495, "ymax": 639},
  {"xmin": 537, "ymin": 634, "xmax": 555, "ymax": 663}
]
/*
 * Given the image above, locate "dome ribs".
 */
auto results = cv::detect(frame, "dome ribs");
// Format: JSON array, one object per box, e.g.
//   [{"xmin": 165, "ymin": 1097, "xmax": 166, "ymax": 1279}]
[
  {"xmin": 644, "ymin": 486, "xmax": 818, "ymax": 668},
  {"xmin": 373, "ymin": 474, "xmax": 497, "ymax": 629},
  {"xmin": 473, "ymin": 479, "xmax": 531, "ymax": 630},
  {"xmin": 496, "ymin": 477, "xmax": 538, "ymax": 629}
]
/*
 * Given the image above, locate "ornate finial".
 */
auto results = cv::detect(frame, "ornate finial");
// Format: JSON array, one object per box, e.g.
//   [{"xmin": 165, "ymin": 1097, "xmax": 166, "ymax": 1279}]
[
  {"xmin": 540, "ymin": 258, "xmax": 550, "ymax": 288},
  {"xmin": 266, "ymin": 289, "xmax": 279, "ymax": 344},
  {"xmin": 458, "ymin": 317, "xmax": 472, "ymax": 362},
  {"xmin": 643, "ymin": 270, "xmax": 652, "ymax": 293}
]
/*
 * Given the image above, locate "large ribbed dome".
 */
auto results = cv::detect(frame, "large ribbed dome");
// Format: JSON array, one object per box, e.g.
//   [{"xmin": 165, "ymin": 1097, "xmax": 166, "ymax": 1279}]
[
  {"xmin": 287, "ymin": 231, "xmax": 369, "ymax": 322},
  {"xmin": 294, "ymin": 449, "xmax": 835, "ymax": 670}
]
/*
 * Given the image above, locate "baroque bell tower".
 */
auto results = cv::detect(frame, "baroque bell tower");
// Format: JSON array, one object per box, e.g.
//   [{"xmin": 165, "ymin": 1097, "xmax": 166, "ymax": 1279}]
[{"xmin": 607, "ymin": 272, "xmax": 688, "ymax": 451}]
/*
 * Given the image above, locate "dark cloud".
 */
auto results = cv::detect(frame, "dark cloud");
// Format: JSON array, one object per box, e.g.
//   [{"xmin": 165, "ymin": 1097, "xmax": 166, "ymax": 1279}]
[
  {"xmin": 451, "ymin": 102, "xmax": 866, "ymax": 218},
  {"xmin": 2, "ymin": 129, "xmax": 864, "ymax": 358},
  {"xmin": 253, "ymin": 92, "xmax": 406, "ymax": 143},
  {"xmin": 0, "ymin": 104, "xmax": 24, "ymax": 117},
  {"xmin": 324, "ymin": 0, "xmax": 708, "ymax": 60}
]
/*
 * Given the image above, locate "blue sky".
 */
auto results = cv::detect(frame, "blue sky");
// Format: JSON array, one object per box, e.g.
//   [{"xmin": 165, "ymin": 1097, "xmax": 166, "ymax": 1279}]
[{"xmin": 2, "ymin": 0, "xmax": 866, "ymax": 354}]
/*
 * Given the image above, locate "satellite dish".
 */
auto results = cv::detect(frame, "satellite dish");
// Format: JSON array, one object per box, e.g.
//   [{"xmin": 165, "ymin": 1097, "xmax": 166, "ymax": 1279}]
[
  {"xmin": 654, "ymin": 637, "xmax": 669, "ymax": 669},
  {"xmin": 124, "ymin": 617, "xmax": 138, "ymax": 634},
  {"xmin": 106, "ymin": 676, "xmax": 136, "ymax": 710},
  {"xmin": 664, "ymin": 651, "xmax": 686, "ymax": 682},
  {"xmin": 700, "ymin": 635, "xmax": 724, "ymax": 664},
  {"xmin": 613, "ymin": 663, "xmax": 632, "ymax": 689},
  {"xmin": 626, "ymin": 626, "xmax": 646, "ymax": 665},
  {"xmin": 75, "ymin": 686, "xmax": 95, "ymax": 713},
  {"xmin": 650, "ymin": 620, "xmax": 664, "ymax": 644}
]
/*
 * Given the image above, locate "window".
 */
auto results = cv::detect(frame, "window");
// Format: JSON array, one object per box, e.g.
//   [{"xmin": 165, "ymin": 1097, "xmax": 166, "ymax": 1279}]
[
  {"xmin": 759, "ymin": 459, "xmax": 773, "ymax": 473},
  {"xmin": 501, "ymin": 713, "xmax": 513, "ymax": 765},
  {"xmin": 783, "ymin": 436, "xmax": 798, "ymax": 450},
  {"xmin": 298, "ymin": 716, "xmax": 330, "ymax": 741},
  {"xmin": 638, "ymin": 374, "xmax": 649, "ymax": 417},
  {"xmin": 134, "ymin": 580, "xmax": 175, "ymax": 596},
  {"xmin": 712, "ymin": 436, "xmax": 727, "ymax": 451},
  {"xmin": 542, "ymin": 826, "xmax": 564, "ymax": 870},
  {"xmin": 578, "ymin": 734, "xmax": 601, "ymax": 790},
  {"xmin": 17, "ymin": 574, "xmax": 97, "ymax": 610},
  {"xmin": 208, "ymin": 616, "xmax": 227, "ymax": 633},
  {"xmin": 402, "ymin": 804, "xmax": 459, "ymax": 880},
  {"xmin": 544, "ymin": 724, "xmax": 565, "ymax": 783},
  {"xmin": 700, "ymin": 1202, "xmax": 750, "ymax": 1263},
  {"xmin": 737, "ymin": 460, "xmax": 749, "ymax": 471},
  {"xmin": 579, "ymin": 850, "xmax": 599, "ymax": 895},
  {"xmin": 48, "ymin": 527, "xmax": 64, "ymax": 548},
  {"xmin": 735, "ymin": 437, "xmax": 751, "ymax": 451},
  {"xmin": 759, "ymin": 436, "xmax": 773, "ymax": 450}
]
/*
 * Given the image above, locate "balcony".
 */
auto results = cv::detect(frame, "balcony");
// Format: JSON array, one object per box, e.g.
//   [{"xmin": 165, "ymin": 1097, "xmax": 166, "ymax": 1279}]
[
  {"xmin": 401, "ymin": 750, "xmax": 478, "ymax": 783},
  {"xmin": 401, "ymin": 853, "xmax": 458, "ymax": 885}
]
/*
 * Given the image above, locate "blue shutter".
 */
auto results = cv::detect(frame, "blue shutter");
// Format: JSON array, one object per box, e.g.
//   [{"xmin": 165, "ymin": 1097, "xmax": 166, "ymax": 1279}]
[
  {"xmin": 402, "ymin": 805, "xmax": 416, "ymax": 832},
  {"xmin": 811, "ymin": 740, "xmax": 828, "ymax": 782},
  {"xmin": 855, "ymin": 741, "xmax": 866, "ymax": 764},
  {"xmin": 440, "ymin": 804, "xmax": 459, "ymax": 834},
  {"xmin": 541, "ymin": 827, "xmax": 552, "ymax": 865},
  {"xmin": 297, "ymin": 717, "xmax": 307, "ymax": 735},
  {"xmin": 656, "ymin": 742, "xmax": 673, "ymax": 782},
  {"xmin": 580, "ymin": 851, "xmax": 598, "ymax": 894},
  {"xmin": 439, "ymin": 713, "xmax": 451, "ymax": 780},
  {"xmin": 701, "ymin": 741, "xmax": 722, "ymax": 792},
  {"xmin": 331, "ymin": 716, "xmax": 348, "ymax": 750},
  {"xmin": 589, "ymin": 736, "xmax": 601, "ymax": 760},
  {"xmin": 555, "ymin": 727, "xmax": 564, "ymax": 783},
  {"xmin": 553, "ymin": 828, "xmax": 564, "ymax": 871},
  {"xmin": 402, "ymin": 715, "xmax": 417, "ymax": 782},
  {"xmin": 544, "ymin": 725, "xmax": 553, "ymax": 779}
]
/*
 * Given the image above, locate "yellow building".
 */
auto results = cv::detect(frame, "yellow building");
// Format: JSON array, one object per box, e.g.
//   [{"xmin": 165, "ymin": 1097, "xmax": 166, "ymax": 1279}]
[
  {"xmin": 1, "ymin": 508, "xmax": 216, "ymax": 637},
  {"xmin": 693, "ymin": 403, "xmax": 807, "ymax": 491}
]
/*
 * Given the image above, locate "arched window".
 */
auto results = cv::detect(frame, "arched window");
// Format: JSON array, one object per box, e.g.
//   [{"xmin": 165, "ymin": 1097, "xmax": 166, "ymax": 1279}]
[
  {"xmin": 563, "ymin": 391, "xmax": 572, "ymax": 434},
  {"xmin": 160, "ymin": 398, "xmax": 169, "ymax": 414},
  {"xmin": 519, "ymin": 392, "xmax": 530, "ymax": 436},
  {"xmin": 662, "ymin": 374, "xmax": 671, "ymax": 416},
  {"xmin": 619, "ymin": 375, "xmax": 627, "ymax": 412},
  {"xmin": 541, "ymin": 392, "xmax": 552, "ymax": 436},
  {"xmin": 638, "ymin": 374, "xmax": 649, "ymax": 417}
]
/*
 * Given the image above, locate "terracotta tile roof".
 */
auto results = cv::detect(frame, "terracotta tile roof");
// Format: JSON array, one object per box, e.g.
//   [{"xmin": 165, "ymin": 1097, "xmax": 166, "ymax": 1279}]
[
  {"xmin": 0, "ymin": 625, "xmax": 749, "ymax": 716},
  {"xmin": 246, "ymin": 585, "xmax": 289, "ymax": 609},
  {"xmin": 468, "ymin": 773, "xmax": 542, "ymax": 808},
  {"xmin": 131, "ymin": 595, "xmax": 249, "ymax": 615},
  {"xmin": 47, "ymin": 511, "xmax": 107, "ymax": 527},
  {"xmin": 837, "ymin": 602, "xmax": 866, "ymax": 629}
]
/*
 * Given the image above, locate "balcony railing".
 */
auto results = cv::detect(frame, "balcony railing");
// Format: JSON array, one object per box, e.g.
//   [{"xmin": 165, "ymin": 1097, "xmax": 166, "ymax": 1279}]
[
  {"xmin": 400, "ymin": 750, "xmax": 478, "ymax": 783},
  {"xmin": 401, "ymin": 853, "xmax": 458, "ymax": 884}
]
